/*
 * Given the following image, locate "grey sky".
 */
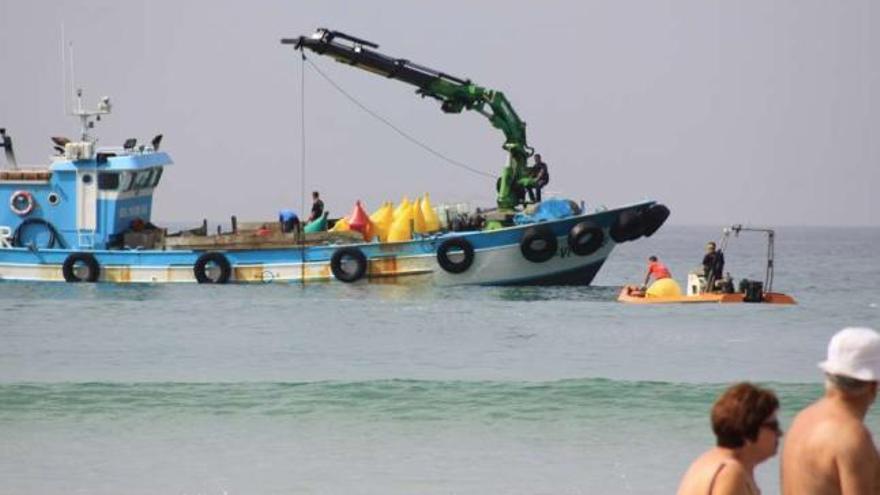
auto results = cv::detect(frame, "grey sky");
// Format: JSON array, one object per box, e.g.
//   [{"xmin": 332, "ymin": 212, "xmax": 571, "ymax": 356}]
[{"xmin": 1, "ymin": 1, "xmax": 877, "ymax": 226}]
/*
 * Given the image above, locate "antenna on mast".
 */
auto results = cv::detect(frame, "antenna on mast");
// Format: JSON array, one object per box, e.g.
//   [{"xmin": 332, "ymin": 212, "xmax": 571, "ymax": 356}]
[{"xmin": 62, "ymin": 38, "xmax": 112, "ymax": 143}]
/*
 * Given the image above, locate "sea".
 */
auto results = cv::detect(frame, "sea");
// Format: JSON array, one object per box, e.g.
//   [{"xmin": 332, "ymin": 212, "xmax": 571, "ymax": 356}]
[{"xmin": 1, "ymin": 225, "xmax": 878, "ymax": 494}]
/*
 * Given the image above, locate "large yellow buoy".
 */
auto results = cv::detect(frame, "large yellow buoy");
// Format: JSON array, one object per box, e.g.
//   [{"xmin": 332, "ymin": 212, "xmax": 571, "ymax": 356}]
[
  {"xmin": 421, "ymin": 193, "xmax": 440, "ymax": 232},
  {"xmin": 387, "ymin": 212, "xmax": 412, "ymax": 242},
  {"xmin": 646, "ymin": 278, "xmax": 683, "ymax": 298},
  {"xmin": 393, "ymin": 196, "xmax": 411, "ymax": 221},
  {"xmin": 412, "ymin": 197, "xmax": 427, "ymax": 234},
  {"xmin": 370, "ymin": 202, "xmax": 394, "ymax": 242},
  {"xmin": 329, "ymin": 216, "xmax": 350, "ymax": 232}
]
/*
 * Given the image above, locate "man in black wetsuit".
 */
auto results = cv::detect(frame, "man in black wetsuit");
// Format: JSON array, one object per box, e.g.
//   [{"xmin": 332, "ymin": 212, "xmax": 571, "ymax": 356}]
[
  {"xmin": 307, "ymin": 190, "xmax": 324, "ymax": 223},
  {"xmin": 702, "ymin": 241, "xmax": 725, "ymax": 290},
  {"xmin": 526, "ymin": 154, "xmax": 550, "ymax": 203}
]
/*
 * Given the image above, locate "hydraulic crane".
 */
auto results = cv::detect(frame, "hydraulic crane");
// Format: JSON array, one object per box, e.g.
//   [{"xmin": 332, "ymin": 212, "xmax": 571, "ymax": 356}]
[{"xmin": 282, "ymin": 28, "xmax": 537, "ymax": 211}]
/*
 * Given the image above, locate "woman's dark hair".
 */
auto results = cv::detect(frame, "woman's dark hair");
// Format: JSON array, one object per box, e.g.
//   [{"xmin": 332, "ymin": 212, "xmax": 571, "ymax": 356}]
[
  {"xmin": 649, "ymin": 256, "xmax": 658, "ymax": 262},
  {"xmin": 711, "ymin": 382, "xmax": 779, "ymax": 448}
]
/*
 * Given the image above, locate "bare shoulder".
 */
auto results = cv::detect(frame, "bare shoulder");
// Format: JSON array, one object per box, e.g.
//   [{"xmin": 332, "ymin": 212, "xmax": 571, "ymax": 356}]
[
  {"xmin": 839, "ymin": 422, "xmax": 879, "ymax": 462},
  {"xmin": 834, "ymin": 419, "xmax": 880, "ymax": 492},
  {"xmin": 711, "ymin": 460, "xmax": 752, "ymax": 495},
  {"xmin": 830, "ymin": 416, "xmax": 877, "ymax": 453},
  {"xmin": 677, "ymin": 451, "xmax": 737, "ymax": 495}
]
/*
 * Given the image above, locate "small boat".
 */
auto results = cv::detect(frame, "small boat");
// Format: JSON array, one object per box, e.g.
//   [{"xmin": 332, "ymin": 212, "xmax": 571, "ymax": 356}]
[{"xmin": 617, "ymin": 225, "xmax": 797, "ymax": 304}]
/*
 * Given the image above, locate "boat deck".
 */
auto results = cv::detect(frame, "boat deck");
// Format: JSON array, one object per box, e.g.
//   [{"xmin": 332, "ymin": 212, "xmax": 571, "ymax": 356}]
[{"xmin": 617, "ymin": 285, "xmax": 796, "ymax": 304}]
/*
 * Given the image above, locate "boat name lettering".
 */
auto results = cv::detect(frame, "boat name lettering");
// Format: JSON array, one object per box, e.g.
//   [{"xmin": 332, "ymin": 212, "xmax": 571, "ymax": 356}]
[{"xmin": 118, "ymin": 204, "xmax": 150, "ymax": 218}]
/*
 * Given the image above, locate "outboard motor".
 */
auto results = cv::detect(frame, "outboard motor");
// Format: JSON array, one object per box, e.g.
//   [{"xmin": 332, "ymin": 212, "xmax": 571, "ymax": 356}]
[{"xmin": 741, "ymin": 279, "xmax": 764, "ymax": 303}]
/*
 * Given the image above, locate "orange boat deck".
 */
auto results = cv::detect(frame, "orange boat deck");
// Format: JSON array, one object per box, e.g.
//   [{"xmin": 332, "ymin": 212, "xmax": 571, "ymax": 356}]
[{"xmin": 617, "ymin": 285, "xmax": 796, "ymax": 305}]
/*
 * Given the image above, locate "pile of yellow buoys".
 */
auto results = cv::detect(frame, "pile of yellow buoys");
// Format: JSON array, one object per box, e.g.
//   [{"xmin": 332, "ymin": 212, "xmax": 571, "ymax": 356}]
[{"xmin": 328, "ymin": 193, "xmax": 442, "ymax": 242}]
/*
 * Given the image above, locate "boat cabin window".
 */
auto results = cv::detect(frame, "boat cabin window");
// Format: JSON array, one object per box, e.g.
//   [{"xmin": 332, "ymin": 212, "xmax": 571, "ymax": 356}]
[
  {"xmin": 133, "ymin": 169, "xmax": 155, "ymax": 189},
  {"xmin": 98, "ymin": 172, "xmax": 120, "ymax": 190},
  {"xmin": 119, "ymin": 172, "xmax": 134, "ymax": 191},
  {"xmin": 100, "ymin": 169, "xmax": 159, "ymax": 192},
  {"xmin": 151, "ymin": 167, "xmax": 163, "ymax": 187}
]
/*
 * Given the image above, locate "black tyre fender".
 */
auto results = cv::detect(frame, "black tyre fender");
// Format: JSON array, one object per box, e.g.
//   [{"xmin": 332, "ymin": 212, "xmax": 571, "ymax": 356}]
[
  {"xmin": 194, "ymin": 252, "xmax": 232, "ymax": 284},
  {"xmin": 436, "ymin": 237, "xmax": 475, "ymax": 274},
  {"xmin": 610, "ymin": 209, "xmax": 645, "ymax": 243},
  {"xmin": 520, "ymin": 225, "xmax": 558, "ymax": 263},
  {"xmin": 567, "ymin": 221, "xmax": 604, "ymax": 256},
  {"xmin": 641, "ymin": 203, "xmax": 671, "ymax": 238},
  {"xmin": 62, "ymin": 252, "xmax": 100, "ymax": 283},
  {"xmin": 330, "ymin": 247, "xmax": 368, "ymax": 283}
]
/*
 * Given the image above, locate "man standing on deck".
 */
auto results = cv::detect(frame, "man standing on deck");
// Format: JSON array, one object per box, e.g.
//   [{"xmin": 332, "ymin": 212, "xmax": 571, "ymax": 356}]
[
  {"xmin": 526, "ymin": 154, "xmax": 550, "ymax": 203},
  {"xmin": 307, "ymin": 190, "xmax": 324, "ymax": 223},
  {"xmin": 702, "ymin": 241, "xmax": 725, "ymax": 290},
  {"xmin": 781, "ymin": 327, "xmax": 880, "ymax": 494}
]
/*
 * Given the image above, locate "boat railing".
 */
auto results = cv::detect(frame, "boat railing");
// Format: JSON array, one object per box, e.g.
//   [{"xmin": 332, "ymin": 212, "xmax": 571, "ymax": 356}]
[{"xmin": 0, "ymin": 169, "xmax": 52, "ymax": 182}]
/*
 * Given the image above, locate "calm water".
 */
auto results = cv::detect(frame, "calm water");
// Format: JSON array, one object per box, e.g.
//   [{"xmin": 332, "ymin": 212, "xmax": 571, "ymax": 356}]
[{"xmin": 1, "ymin": 226, "xmax": 879, "ymax": 494}]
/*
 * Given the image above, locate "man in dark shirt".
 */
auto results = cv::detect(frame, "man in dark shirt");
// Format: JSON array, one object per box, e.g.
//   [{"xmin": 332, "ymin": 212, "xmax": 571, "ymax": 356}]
[
  {"xmin": 702, "ymin": 241, "xmax": 725, "ymax": 289},
  {"xmin": 526, "ymin": 154, "xmax": 550, "ymax": 203},
  {"xmin": 307, "ymin": 190, "xmax": 324, "ymax": 223}
]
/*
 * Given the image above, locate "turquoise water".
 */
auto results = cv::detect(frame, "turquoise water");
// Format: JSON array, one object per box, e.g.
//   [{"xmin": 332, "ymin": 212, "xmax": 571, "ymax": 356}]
[{"xmin": 1, "ymin": 226, "xmax": 879, "ymax": 494}]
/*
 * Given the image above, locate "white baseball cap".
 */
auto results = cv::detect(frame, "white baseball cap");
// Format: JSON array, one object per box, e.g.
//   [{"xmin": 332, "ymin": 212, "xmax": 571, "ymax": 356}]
[{"xmin": 819, "ymin": 327, "xmax": 880, "ymax": 381}]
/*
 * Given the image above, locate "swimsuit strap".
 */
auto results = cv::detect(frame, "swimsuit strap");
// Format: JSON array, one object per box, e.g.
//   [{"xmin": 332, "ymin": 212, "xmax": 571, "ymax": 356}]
[{"xmin": 707, "ymin": 462, "xmax": 726, "ymax": 495}]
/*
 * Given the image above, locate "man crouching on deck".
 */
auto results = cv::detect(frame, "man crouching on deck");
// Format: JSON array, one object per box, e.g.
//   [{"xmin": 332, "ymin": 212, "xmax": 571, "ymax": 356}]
[{"xmin": 782, "ymin": 327, "xmax": 880, "ymax": 494}]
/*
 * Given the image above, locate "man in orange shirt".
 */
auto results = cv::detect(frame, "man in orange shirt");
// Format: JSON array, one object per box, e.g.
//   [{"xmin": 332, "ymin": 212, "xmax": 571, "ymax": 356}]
[{"xmin": 643, "ymin": 255, "xmax": 672, "ymax": 288}]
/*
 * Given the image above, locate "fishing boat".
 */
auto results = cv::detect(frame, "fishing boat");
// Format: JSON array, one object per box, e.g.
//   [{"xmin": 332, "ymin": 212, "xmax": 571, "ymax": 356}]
[
  {"xmin": 617, "ymin": 225, "xmax": 796, "ymax": 304},
  {"xmin": 0, "ymin": 30, "xmax": 670, "ymax": 286}
]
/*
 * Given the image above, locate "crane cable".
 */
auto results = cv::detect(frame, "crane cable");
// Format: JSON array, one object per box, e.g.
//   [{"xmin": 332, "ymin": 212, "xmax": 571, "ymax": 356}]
[
  {"xmin": 299, "ymin": 51, "xmax": 307, "ymax": 284},
  {"xmin": 303, "ymin": 56, "xmax": 496, "ymax": 180}
]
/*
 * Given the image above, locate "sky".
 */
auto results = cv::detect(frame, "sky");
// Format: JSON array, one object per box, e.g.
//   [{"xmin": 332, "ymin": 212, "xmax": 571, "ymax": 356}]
[{"xmin": 1, "ymin": 0, "xmax": 877, "ymax": 226}]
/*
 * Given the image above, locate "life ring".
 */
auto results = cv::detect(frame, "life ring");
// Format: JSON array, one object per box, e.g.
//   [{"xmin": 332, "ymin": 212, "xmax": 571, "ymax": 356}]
[
  {"xmin": 641, "ymin": 203, "xmax": 670, "ymax": 237},
  {"xmin": 62, "ymin": 252, "xmax": 100, "ymax": 283},
  {"xmin": 520, "ymin": 225, "xmax": 558, "ymax": 263},
  {"xmin": 193, "ymin": 252, "xmax": 232, "ymax": 284},
  {"xmin": 567, "ymin": 221, "xmax": 604, "ymax": 256},
  {"xmin": 9, "ymin": 190, "xmax": 35, "ymax": 216},
  {"xmin": 436, "ymin": 237, "xmax": 475, "ymax": 274},
  {"xmin": 330, "ymin": 247, "xmax": 367, "ymax": 283},
  {"xmin": 610, "ymin": 209, "xmax": 645, "ymax": 243}
]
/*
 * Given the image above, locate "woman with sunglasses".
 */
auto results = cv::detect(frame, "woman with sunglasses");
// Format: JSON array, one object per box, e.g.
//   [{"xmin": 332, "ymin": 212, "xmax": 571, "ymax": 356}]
[{"xmin": 676, "ymin": 382, "xmax": 783, "ymax": 495}]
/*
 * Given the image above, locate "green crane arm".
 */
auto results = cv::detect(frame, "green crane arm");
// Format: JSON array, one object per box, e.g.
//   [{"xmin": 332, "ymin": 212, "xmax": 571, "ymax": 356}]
[{"xmin": 282, "ymin": 28, "xmax": 535, "ymax": 210}]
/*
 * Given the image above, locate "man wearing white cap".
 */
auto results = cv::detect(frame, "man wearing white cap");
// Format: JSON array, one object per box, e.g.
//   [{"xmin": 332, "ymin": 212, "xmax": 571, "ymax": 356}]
[{"xmin": 782, "ymin": 327, "xmax": 880, "ymax": 494}]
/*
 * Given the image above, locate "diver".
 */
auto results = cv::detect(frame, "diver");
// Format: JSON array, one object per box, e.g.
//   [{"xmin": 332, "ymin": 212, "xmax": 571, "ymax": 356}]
[
  {"xmin": 702, "ymin": 241, "xmax": 725, "ymax": 291},
  {"xmin": 526, "ymin": 154, "xmax": 550, "ymax": 203}
]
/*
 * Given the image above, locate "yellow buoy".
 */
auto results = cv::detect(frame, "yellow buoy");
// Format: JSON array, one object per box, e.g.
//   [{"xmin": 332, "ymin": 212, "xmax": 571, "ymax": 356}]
[
  {"xmin": 646, "ymin": 278, "xmax": 683, "ymax": 298},
  {"xmin": 329, "ymin": 216, "xmax": 350, "ymax": 232},
  {"xmin": 393, "ymin": 196, "xmax": 411, "ymax": 221},
  {"xmin": 387, "ymin": 213, "xmax": 412, "ymax": 242},
  {"xmin": 421, "ymin": 193, "xmax": 440, "ymax": 232},
  {"xmin": 412, "ymin": 197, "xmax": 427, "ymax": 234},
  {"xmin": 370, "ymin": 202, "xmax": 393, "ymax": 242}
]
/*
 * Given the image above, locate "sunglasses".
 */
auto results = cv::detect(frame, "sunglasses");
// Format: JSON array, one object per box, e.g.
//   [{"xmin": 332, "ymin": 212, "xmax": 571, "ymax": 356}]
[{"xmin": 761, "ymin": 419, "xmax": 783, "ymax": 435}]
